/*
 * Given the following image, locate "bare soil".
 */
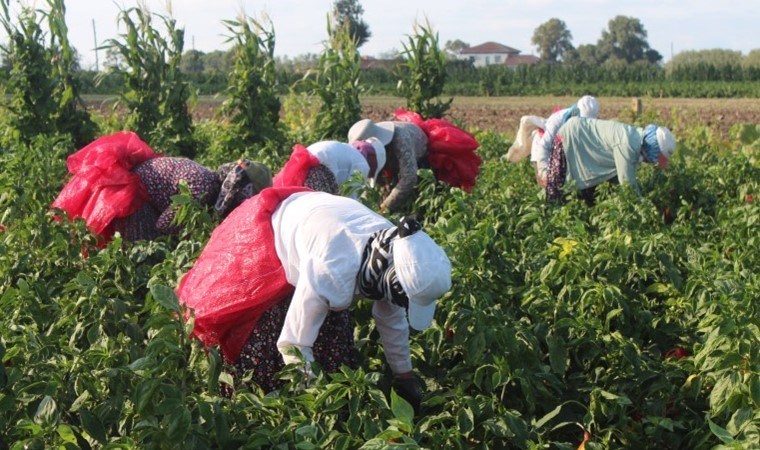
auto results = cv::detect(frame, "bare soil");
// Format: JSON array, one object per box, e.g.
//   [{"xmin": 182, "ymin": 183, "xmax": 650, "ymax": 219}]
[
  {"xmin": 86, "ymin": 95, "xmax": 760, "ymax": 139},
  {"xmin": 359, "ymin": 96, "xmax": 760, "ymax": 138}
]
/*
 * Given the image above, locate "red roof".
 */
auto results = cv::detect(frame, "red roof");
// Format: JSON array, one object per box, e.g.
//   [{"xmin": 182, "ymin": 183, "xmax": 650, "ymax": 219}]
[
  {"xmin": 461, "ymin": 42, "xmax": 521, "ymax": 55},
  {"xmin": 504, "ymin": 54, "xmax": 541, "ymax": 66}
]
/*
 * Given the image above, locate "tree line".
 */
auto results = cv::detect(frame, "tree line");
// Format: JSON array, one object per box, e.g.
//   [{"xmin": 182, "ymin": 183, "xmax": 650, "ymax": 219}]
[
  {"xmin": 70, "ymin": 9, "xmax": 760, "ymax": 98},
  {"xmin": 2, "ymin": 0, "xmax": 760, "ymax": 104},
  {"xmin": 66, "ymin": 45, "xmax": 760, "ymax": 99}
]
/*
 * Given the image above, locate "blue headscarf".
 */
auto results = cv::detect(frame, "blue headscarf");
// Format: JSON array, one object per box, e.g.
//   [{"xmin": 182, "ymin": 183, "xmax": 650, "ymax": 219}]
[
  {"xmin": 641, "ymin": 124, "xmax": 660, "ymax": 163},
  {"xmin": 561, "ymin": 104, "xmax": 579, "ymax": 123}
]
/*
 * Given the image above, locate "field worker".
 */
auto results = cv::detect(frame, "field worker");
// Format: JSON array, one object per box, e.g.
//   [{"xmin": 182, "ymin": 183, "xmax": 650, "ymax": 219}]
[
  {"xmin": 546, "ymin": 117, "xmax": 677, "ymax": 204},
  {"xmin": 308, "ymin": 139, "xmax": 383, "ymax": 186},
  {"xmin": 348, "ymin": 109, "xmax": 481, "ymax": 213},
  {"xmin": 177, "ymin": 188, "xmax": 452, "ymax": 413},
  {"xmin": 532, "ymin": 95, "xmax": 599, "ymax": 187},
  {"xmin": 51, "ymin": 131, "xmax": 271, "ymax": 242},
  {"xmin": 272, "ymin": 139, "xmax": 384, "ymax": 195}
]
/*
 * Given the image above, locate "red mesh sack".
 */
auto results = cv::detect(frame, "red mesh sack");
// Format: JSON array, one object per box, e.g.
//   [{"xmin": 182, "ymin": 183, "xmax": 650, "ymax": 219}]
[
  {"xmin": 272, "ymin": 144, "xmax": 321, "ymax": 187},
  {"xmin": 51, "ymin": 131, "xmax": 160, "ymax": 239},
  {"xmin": 394, "ymin": 109, "xmax": 481, "ymax": 192},
  {"xmin": 177, "ymin": 186, "xmax": 309, "ymax": 363}
]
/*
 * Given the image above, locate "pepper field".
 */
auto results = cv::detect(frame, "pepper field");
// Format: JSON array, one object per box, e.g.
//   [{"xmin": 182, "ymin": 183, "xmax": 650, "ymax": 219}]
[{"xmin": 0, "ymin": 93, "xmax": 758, "ymax": 449}]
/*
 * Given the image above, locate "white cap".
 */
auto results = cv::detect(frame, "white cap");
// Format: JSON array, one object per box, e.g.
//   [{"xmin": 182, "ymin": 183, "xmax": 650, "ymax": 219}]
[
  {"xmin": 348, "ymin": 119, "xmax": 395, "ymax": 145},
  {"xmin": 656, "ymin": 126, "xmax": 676, "ymax": 159},
  {"xmin": 393, "ymin": 232, "xmax": 452, "ymax": 330},
  {"xmin": 576, "ymin": 95, "xmax": 599, "ymax": 118}
]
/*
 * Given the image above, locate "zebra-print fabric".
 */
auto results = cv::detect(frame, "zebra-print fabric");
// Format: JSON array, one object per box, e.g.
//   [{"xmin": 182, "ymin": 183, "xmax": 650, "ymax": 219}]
[
  {"xmin": 214, "ymin": 160, "xmax": 257, "ymax": 217},
  {"xmin": 356, "ymin": 217, "xmax": 421, "ymax": 308}
]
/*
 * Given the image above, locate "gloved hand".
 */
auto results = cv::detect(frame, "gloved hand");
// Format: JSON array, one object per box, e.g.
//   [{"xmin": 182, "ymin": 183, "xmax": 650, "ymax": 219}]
[{"xmin": 392, "ymin": 374, "xmax": 424, "ymax": 415}]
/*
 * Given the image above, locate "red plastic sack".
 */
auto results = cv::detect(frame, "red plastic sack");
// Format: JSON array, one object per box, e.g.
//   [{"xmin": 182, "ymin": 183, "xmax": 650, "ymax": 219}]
[
  {"xmin": 272, "ymin": 144, "xmax": 321, "ymax": 188},
  {"xmin": 51, "ymin": 131, "xmax": 160, "ymax": 239},
  {"xmin": 394, "ymin": 109, "xmax": 481, "ymax": 192},
  {"xmin": 177, "ymin": 186, "xmax": 309, "ymax": 363}
]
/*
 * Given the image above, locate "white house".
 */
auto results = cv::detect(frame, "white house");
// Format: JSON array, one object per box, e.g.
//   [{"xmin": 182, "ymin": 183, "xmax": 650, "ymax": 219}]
[{"xmin": 458, "ymin": 41, "xmax": 540, "ymax": 67}]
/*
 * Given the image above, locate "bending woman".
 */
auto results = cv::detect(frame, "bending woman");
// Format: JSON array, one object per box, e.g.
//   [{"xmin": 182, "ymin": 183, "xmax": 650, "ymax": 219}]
[
  {"xmin": 177, "ymin": 189, "xmax": 452, "ymax": 411},
  {"xmin": 52, "ymin": 131, "xmax": 271, "ymax": 242}
]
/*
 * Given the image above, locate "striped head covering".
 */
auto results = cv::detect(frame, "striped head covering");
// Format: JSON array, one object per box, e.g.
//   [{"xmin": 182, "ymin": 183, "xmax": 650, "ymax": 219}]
[
  {"xmin": 356, "ymin": 217, "xmax": 422, "ymax": 308},
  {"xmin": 215, "ymin": 159, "xmax": 272, "ymax": 217}
]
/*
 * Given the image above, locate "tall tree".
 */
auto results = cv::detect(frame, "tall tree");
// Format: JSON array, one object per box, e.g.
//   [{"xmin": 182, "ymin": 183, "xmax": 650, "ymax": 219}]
[
  {"xmin": 667, "ymin": 49, "xmax": 743, "ymax": 68},
  {"xmin": 531, "ymin": 18, "xmax": 573, "ymax": 63},
  {"xmin": 331, "ymin": 0, "xmax": 370, "ymax": 47},
  {"xmin": 564, "ymin": 44, "xmax": 600, "ymax": 66},
  {"xmin": 597, "ymin": 15, "xmax": 661, "ymax": 64},
  {"xmin": 744, "ymin": 49, "xmax": 760, "ymax": 67},
  {"xmin": 180, "ymin": 49, "xmax": 205, "ymax": 74},
  {"xmin": 444, "ymin": 39, "xmax": 469, "ymax": 58}
]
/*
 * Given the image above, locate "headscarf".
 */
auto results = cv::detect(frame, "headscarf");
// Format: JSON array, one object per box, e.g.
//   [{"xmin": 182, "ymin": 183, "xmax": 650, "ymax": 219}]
[
  {"xmin": 350, "ymin": 140, "xmax": 379, "ymax": 179},
  {"xmin": 561, "ymin": 104, "xmax": 579, "ymax": 123},
  {"xmin": 641, "ymin": 124, "xmax": 660, "ymax": 163},
  {"xmin": 215, "ymin": 159, "xmax": 272, "ymax": 216},
  {"xmin": 357, "ymin": 216, "xmax": 422, "ymax": 308}
]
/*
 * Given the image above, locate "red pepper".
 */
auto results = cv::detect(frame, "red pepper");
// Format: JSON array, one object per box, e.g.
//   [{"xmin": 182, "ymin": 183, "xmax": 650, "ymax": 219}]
[
  {"xmin": 665, "ymin": 347, "xmax": 688, "ymax": 359},
  {"xmin": 577, "ymin": 431, "xmax": 590, "ymax": 450}
]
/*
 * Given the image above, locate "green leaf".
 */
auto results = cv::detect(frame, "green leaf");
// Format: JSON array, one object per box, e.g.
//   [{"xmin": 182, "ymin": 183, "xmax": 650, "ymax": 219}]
[
  {"xmin": 128, "ymin": 357, "xmax": 152, "ymax": 371},
  {"xmin": 600, "ymin": 390, "xmax": 632, "ymax": 406},
  {"xmin": 547, "ymin": 333, "xmax": 568, "ymax": 376},
  {"xmin": 296, "ymin": 425, "xmax": 318, "ymax": 440},
  {"xmin": 135, "ymin": 379, "xmax": 160, "ymax": 414},
  {"xmin": 534, "ymin": 404, "xmax": 562, "ymax": 429},
  {"xmin": 457, "ymin": 406, "xmax": 474, "ymax": 436},
  {"xmin": 167, "ymin": 406, "xmax": 191, "ymax": 442},
  {"xmin": 390, "ymin": 388, "xmax": 414, "ymax": 423},
  {"xmin": 749, "ymin": 375, "xmax": 760, "ymax": 408},
  {"xmin": 645, "ymin": 283, "xmax": 669, "ymax": 294},
  {"xmin": 710, "ymin": 373, "xmax": 739, "ymax": 415},
  {"xmin": 726, "ymin": 407, "xmax": 753, "ymax": 436},
  {"xmin": 69, "ymin": 391, "xmax": 90, "ymax": 412},
  {"xmin": 75, "ymin": 272, "xmax": 95, "ymax": 288},
  {"xmin": 34, "ymin": 395, "xmax": 57, "ymax": 426},
  {"xmin": 80, "ymin": 410, "xmax": 106, "ymax": 443},
  {"xmin": 708, "ymin": 417, "xmax": 735, "ymax": 444},
  {"xmin": 56, "ymin": 424, "xmax": 78, "ymax": 444},
  {"xmin": 295, "ymin": 443, "xmax": 319, "ymax": 450},
  {"xmin": 219, "ymin": 371, "xmax": 235, "ymax": 387},
  {"xmin": 150, "ymin": 284, "xmax": 180, "ymax": 311}
]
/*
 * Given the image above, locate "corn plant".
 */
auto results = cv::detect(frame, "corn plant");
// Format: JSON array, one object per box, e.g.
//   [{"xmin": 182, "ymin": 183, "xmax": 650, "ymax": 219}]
[
  {"xmin": 45, "ymin": 0, "xmax": 96, "ymax": 147},
  {"xmin": 0, "ymin": 0, "xmax": 93, "ymax": 148},
  {"xmin": 307, "ymin": 17, "xmax": 363, "ymax": 140},
  {"xmin": 104, "ymin": 5, "xmax": 195, "ymax": 157},
  {"xmin": 219, "ymin": 13, "xmax": 283, "ymax": 154},
  {"xmin": 396, "ymin": 20, "xmax": 452, "ymax": 119},
  {"xmin": 0, "ymin": 1, "xmax": 56, "ymax": 144}
]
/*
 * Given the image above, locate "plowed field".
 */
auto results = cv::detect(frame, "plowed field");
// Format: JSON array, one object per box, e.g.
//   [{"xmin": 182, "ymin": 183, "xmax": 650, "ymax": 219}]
[{"xmin": 86, "ymin": 95, "xmax": 760, "ymax": 139}]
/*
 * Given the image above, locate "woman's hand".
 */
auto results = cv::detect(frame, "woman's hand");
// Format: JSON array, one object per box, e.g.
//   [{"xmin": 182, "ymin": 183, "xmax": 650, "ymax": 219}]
[{"xmin": 392, "ymin": 372, "xmax": 423, "ymax": 415}]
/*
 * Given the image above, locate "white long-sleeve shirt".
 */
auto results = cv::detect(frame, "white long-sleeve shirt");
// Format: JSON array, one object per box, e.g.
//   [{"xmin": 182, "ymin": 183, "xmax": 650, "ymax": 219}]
[
  {"xmin": 271, "ymin": 191, "xmax": 412, "ymax": 374},
  {"xmin": 307, "ymin": 141, "xmax": 370, "ymax": 186},
  {"xmin": 531, "ymin": 107, "xmax": 573, "ymax": 177}
]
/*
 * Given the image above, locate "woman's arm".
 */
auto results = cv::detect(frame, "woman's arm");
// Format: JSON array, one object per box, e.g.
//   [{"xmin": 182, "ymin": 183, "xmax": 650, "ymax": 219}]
[
  {"xmin": 276, "ymin": 279, "xmax": 330, "ymax": 367},
  {"xmin": 372, "ymin": 301, "xmax": 412, "ymax": 374}
]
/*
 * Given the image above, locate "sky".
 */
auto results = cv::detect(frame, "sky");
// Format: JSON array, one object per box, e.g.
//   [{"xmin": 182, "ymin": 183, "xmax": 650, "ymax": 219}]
[{"xmin": 4, "ymin": 0, "xmax": 759, "ymax": 70}]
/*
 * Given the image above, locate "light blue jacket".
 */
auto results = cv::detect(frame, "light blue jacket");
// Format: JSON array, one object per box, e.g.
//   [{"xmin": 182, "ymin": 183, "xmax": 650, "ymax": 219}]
[{"xmin": 559, "ymin": 117, "xmax": 645, "ymax": 192}]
